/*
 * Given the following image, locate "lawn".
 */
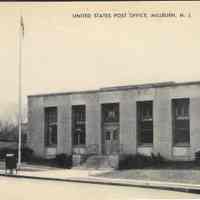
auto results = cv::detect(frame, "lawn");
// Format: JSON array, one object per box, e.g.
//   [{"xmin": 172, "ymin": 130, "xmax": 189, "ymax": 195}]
[{"xmin": 95, "ymin": 162, "xmax": 200, "ymax": 185}]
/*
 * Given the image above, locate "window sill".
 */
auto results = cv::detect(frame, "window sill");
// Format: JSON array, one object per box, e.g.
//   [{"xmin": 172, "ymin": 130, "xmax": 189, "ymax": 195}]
[
  {"xmin": 138, "ymin": 144, "xmax": 153, "ymax": 147},
  {"xmin": 72, "ymin": 144, "xmax": 86, "ymax": 148},
  {"xmin": 141, "ymin": 119, "xmax": 153, "ymax": 122},
  {"xmin": 45, "ymin": 145, "xmax": 57, "ymax": 148},
  {"xmin": 103, "ymin": 121, "xmax": 119, "ymax": 125},
  {"xmin": 173, "ymin": 143, "xmax": 190, "ymax": 148},
  {"xmin": 176, "ymin": 117, "xmax": 189, "ymax": 120}
]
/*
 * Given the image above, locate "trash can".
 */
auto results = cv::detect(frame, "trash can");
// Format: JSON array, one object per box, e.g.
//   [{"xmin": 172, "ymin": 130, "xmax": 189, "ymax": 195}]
[{"xmin": 5, "ymin": 153, "xmax": 17, "ymax": 174}]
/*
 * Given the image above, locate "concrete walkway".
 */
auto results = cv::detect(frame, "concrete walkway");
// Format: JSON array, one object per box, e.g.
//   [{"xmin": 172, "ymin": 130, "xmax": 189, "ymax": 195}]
[{"xmin": 1, "ymin": 164, "xmax": 200, "ymax": 194}]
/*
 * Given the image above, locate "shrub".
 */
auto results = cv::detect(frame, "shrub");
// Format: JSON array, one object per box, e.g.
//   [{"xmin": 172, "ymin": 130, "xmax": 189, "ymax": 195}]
[
  {"xmin": 0, "ymin": 147, "xmax": 34, "ymax": 161},
  {"xmin": 0, "ymin": 147, "xmax": 72, "ymax": 169},
  {"xmin": 118, "ymin": 154, "xmax": 147, "ymax": 169},
  {"xmin": 55, "ymin": 154, "xmax": 72, "ymax": 169},
  {"xmin": 26, "ymin": 154, "xmax": 72, "ymax": 168},
  {"xmin": 118, "ymin": 153, "xmax": 166, "ymax": 170},
  {"xmin": 151, "ymin": 153, "xmax": 165, "ymax": 166},
  {"xmin": 195, "ymin": 151, "xmax": 200, "ymax": 164},
  {"xmin": 21, "ymin": 147, "xmax": 34, "ymax": 162}
]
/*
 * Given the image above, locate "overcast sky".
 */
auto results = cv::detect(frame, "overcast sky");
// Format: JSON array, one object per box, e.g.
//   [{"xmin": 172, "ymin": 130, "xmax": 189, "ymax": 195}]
[{"xmin": 0, "ymin": 2, "xmax": 200, "ymax": 122}]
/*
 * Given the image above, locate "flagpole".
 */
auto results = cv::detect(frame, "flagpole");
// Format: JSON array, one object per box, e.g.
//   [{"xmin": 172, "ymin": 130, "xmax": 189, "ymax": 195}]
[{"xmin": 17, "ymin": 15, "xmax": 23, "ymax": 169}]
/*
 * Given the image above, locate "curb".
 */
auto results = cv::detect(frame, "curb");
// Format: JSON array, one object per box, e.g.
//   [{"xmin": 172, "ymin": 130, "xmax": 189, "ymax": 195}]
[{"xmin": 0, "ymin": 173, "xmax": 200, "ymax": 194}]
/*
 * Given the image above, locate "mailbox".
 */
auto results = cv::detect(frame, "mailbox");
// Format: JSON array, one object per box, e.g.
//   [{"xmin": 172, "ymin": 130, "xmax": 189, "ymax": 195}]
[{"xmin": 5, "ymin": 154, "xmax": 17, "ymax": 174}]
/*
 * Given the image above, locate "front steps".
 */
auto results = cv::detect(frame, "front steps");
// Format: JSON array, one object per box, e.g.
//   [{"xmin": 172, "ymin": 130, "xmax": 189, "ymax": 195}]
[{"xmin": 72, "ymin": 155, "xmax": 119, "ymax": 169}]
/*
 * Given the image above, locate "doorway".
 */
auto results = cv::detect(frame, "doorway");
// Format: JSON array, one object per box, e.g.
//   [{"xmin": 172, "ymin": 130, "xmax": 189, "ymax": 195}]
[
  {"xmin": 103, "ymin": 124, "xmax": 119, "ymax": 155},
  {"xmin": 101, "ymin": 103, "xmax": 120, "ymax": 155}
]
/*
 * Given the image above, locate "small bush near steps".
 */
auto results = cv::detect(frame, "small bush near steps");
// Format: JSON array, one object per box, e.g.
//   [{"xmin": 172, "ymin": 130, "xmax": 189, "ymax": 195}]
[
  {"xmin": 55, "ymin": 154, "xmax": 72, "ymax": 169},
  {"xmin": 118, "ymin": 153, "xmax": 166, "ymax": 170}
]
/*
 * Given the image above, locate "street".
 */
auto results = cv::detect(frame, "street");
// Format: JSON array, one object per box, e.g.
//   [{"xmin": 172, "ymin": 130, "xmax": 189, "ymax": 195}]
[{"xmin": 0, "ymin": 177, "xmax": 200, "ymax": 199}]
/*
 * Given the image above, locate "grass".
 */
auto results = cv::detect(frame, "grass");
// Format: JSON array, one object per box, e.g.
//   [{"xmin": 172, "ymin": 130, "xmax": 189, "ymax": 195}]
[{"xmin": 95, "ymin": 161, "xmax": 200, "ymax": 184}]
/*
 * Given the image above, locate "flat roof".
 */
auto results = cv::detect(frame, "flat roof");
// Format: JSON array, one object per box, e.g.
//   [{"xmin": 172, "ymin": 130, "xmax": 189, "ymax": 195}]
[{"xmin": 28, "ymin": 80, "xmax": 200, "ymax": 98}]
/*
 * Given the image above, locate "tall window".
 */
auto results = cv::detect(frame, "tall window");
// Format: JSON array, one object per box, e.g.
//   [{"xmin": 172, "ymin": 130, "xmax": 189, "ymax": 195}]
[
  {"xmin": 72, "ymin": 105, "xmax": 86, "ymax": 146},
  {"xmin": 44, "ymin": 107, "xmax": 57, "ymax": 146},
  {"xmin": 172, "ymin": 98, "xmax": 190, "ymax": 146},
  {"xmin": 137, "ymin": 101, "xmax": 153, "ymax": 145}
]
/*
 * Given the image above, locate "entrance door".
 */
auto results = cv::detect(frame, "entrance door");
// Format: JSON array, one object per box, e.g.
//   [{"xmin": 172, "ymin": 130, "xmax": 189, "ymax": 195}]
[{"xmin": 103, "ymin": 125, "xmax": 119, "ymax": 155}]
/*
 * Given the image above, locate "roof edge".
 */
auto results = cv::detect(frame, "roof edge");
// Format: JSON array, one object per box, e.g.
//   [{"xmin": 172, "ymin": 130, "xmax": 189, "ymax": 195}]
[
  {"xmin": 28, "ymin": 89, "xmax": 99, "ymax": 98},
  {"xmin": 28, "ymin": 80, "xmax": 200, "ymax": 98}
]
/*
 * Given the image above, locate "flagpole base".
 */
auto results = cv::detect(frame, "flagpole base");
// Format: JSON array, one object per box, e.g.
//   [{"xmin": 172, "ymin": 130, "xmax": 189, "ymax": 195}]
[{"xmin": 17, "ymin": 162, "xmax": 21, "ymax": 171}]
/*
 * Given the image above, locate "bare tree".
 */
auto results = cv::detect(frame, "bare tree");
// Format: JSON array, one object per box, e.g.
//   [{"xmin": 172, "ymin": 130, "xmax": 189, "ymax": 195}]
[{"xmin": 0, "ymin": 110, "xmax": 27, "ymax": 145}]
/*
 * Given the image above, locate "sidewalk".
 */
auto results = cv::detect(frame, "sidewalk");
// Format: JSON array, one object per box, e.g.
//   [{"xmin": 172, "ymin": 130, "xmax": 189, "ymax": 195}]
[{"xmin": 1, "ymin": 163, "xmax": 200, "ymax": 194}]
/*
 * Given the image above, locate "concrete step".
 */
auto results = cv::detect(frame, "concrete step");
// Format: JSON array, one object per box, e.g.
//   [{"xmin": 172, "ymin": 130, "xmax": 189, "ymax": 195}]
[
  {"xmin": 77, "ymin": 155, "xmax": 118, "ymax": 169},
  {"xmin": 85, "ymin": 156, "xmax": 110, "ymax": 169}
]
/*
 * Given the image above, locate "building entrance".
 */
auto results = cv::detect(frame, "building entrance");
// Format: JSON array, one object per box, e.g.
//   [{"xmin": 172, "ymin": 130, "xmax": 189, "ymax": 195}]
[
  {"xmin": 103, "ymin": 124, "xmax": 119, "ymax": 155},
  {"xmin": 101, "ymin": 103, "xmax": 120, "ymax": 155}
]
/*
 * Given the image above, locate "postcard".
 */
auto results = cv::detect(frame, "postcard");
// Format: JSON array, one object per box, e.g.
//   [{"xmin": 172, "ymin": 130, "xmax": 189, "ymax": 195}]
[{"xmin": 0, "ymin": 1, "xmax": 200, "ymax": 199}]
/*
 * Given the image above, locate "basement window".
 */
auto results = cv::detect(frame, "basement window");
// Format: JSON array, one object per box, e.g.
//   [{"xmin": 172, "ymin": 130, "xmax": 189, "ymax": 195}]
[
  {"xmin": 44, "ymin": 107, "xmax": 57, "ymax": 147},
  {"xmin": 137, "ymin": 101, "xmax": 153, "ymax": 145},
  {"xmin": 172, "ymin": 98, "xmax": 190, "ymax": 146},
  {"xmin": 72, "ymin": 105, "xmax": 86, "ymax": 146}
]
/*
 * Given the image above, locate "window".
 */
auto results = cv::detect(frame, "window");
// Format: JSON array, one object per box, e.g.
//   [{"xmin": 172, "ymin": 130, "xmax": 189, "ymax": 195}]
[
  {"xmin": 137, "ymin": 101, "xmax": 153, "ymax": 145},
  {"xmin": 72, "ymin": 105, "xmax": 86, "ymax": 146},
  {"xmin": 102, "ymin": 103, "xmax": 119, "ymax": 123},
  {"xmin": 172, "ymin": 98, "xmax": 190, "ymax": 146},
  {"xmin": 44, "ymin": 107, "xmax": 57, "ymax": 146}
]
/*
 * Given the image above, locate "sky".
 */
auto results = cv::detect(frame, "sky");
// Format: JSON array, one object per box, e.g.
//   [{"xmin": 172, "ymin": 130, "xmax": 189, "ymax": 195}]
[{"xmin": 0, "ymin": 2, "xmax": 200, "ymax": 122}]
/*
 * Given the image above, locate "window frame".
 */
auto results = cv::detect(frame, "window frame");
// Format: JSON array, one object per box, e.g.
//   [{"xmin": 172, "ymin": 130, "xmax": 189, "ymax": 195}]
[
  {"xmin": 72, "ymin": 105, "xmax": 86, "ymax": 146},
  {"xmin": 137, "ymin": 101, "xmax": 153, "ymax": 146},
  {"xmin": 172, "ymin": 98, "xmax": 190, "ymax": 147},
  {"xmin": 44, "ymin": 107, "xmax": 58, "ymax": 147}
]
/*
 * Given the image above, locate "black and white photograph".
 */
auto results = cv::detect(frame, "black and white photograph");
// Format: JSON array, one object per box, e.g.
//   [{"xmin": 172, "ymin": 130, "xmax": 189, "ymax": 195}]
[{"xmin": 0, "ymin": 1, "xmax": 200, "ymax": 199}]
